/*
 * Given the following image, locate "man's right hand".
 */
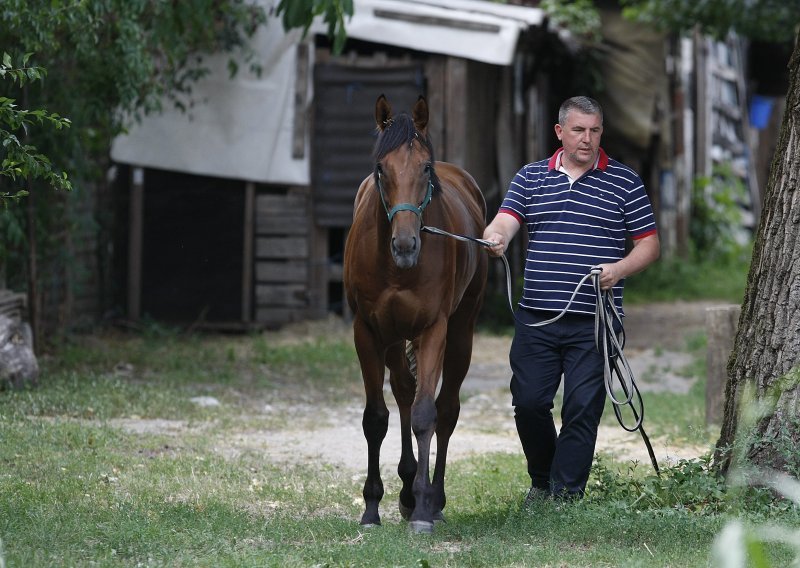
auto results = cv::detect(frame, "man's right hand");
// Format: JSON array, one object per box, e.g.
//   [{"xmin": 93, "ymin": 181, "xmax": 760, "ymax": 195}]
[{"xmin": 482, "ymin": 211, "xmax": 521, "ymax": 257}]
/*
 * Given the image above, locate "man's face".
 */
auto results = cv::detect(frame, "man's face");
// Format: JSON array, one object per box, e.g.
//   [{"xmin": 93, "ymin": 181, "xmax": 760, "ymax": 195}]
[{"xmin": 554, "ymin": 110, "xmax": 603, "ymax": 169}]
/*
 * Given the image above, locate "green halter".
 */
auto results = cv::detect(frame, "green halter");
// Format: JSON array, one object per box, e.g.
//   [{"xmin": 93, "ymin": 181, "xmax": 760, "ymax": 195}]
[{"xmin": 376, "ymin": 171, "xmax": 433, "ymax": 222}]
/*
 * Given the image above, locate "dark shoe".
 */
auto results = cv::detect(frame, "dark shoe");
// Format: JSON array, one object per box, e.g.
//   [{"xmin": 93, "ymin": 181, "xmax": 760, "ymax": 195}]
[
  {"xmin": 551, "ymin": 489, "xmax": 582, "ymax": 511},
  {"xmin": 522, "ymin": 486, "xmax": 550, "ymax": 509}
]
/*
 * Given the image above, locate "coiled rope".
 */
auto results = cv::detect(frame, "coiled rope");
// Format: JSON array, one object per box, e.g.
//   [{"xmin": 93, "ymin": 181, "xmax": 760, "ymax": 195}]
[{"xmin": 421, "ymin": 224, "xmax": 660, "ymax": 475}]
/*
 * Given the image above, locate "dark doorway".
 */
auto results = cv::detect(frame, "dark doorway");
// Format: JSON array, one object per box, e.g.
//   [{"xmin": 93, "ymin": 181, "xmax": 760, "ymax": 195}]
[{"xmin": 141, "ymin": 169, "xmax": 244, "ymax": 323}]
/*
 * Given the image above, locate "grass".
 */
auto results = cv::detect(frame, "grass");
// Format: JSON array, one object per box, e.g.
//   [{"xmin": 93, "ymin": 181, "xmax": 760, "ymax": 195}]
[
  {"xmin": 599, "ymin": 331, "xmax": 713, "ymax": 445},
  {"xmin": 2, "ymin": 317, "xmax": 798, "ymax": 567},
  {"xmin": 623, "ymin": 251, "xmax": 751, "ymax": 305},
  {"xmin": 479, "ymin": 248, "xmax": 751, "ymax": 333}
]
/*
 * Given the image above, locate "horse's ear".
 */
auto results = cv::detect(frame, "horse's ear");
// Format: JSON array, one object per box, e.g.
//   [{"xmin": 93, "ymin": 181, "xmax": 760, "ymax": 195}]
[
  {"xmin": 375, "ymin": 94, "xmax": 392, "ymax": 131},
  {"xmin": 412, "ymin": 95, "xmax": 429, "ymax": 134}
]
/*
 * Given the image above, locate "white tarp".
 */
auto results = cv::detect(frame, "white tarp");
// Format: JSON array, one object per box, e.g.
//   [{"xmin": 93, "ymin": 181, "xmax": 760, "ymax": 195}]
[
  {"xmin": 111, "ymin": 14, "xmax": 309, "ymax": 185},
  {"xmin": 328, "ymin": 0, "xmax": 544, "ymax": 66},
  {"xmin": 110, "ymin": 0, "xmax": 544, "ymax": 184}
]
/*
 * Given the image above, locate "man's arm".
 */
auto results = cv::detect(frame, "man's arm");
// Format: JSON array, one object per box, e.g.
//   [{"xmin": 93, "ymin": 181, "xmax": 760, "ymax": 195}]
[
  {"xmin": 482, "ymin": 212, "xmax": 522, "ymax": 257},
  {"xmin": 596, "ymin": 233, "xmax": 660, "ymax": 290}
]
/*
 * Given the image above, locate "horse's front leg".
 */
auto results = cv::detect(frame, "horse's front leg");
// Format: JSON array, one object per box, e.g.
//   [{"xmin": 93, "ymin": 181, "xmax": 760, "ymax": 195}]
[
  {"xmin": 431, "ymin": 305, "xmax": 479, "ymax": 519},
  {"xmin": 408, "ymin": 320, "xmax": 447, "ymax": 534},
  {"xmin": 353, "ymin": 317, "xmax": 389, "ymax": 527},
  {"xmin": 386, "ymin": 341, "xmax": 418, "ymax": 520}
]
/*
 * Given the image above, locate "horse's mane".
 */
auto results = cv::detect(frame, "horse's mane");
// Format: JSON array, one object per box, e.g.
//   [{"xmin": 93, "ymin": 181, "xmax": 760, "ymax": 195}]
[{"xmin": 373, "ymin": 112, "xmax": 441, "ymax": 193}]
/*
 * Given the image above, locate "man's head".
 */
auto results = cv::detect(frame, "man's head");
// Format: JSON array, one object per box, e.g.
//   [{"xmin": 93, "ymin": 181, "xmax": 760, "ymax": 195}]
[{"xmin": 555, "ymin": 96, "xmax": 603, "ymax": 172}]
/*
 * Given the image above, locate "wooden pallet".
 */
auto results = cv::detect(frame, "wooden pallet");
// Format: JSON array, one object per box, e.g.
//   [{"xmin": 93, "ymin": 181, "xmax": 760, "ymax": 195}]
[{"xmin": 0, "ymin": 289, "xmax": 26, "ymax": 322}]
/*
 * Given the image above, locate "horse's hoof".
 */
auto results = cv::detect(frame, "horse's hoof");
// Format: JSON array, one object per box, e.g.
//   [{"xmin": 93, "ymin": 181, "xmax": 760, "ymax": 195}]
[
  {"xmin": 399, "ymin": 500, "xmax": 413, "ymax": 521},
  {"xmin": 360, "ymin": 514, "xmax": 381, "ymax": 527},
  {"xmin": 433, "ymin": 510, "xmax": 446, "ymax": 523},
  {"xmin": 360, "ymin": 522, "xmax": 380, "ymax": 529},
  {"xmin": 409, "ymin": 520, "xmax": 434, "ymax": 535}
]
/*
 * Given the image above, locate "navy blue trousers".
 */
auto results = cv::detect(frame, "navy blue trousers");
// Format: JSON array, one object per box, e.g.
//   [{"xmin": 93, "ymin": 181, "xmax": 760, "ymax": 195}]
[{"xmin": 509, "ymin": 309, "xmax": 617, "ymax": 497}]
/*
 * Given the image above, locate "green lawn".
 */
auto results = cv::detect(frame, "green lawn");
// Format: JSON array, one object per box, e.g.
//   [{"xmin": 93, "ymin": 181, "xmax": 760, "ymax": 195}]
[{"xmin": 1, "ymin": 324, "xmax": 797, "ymax": 567}]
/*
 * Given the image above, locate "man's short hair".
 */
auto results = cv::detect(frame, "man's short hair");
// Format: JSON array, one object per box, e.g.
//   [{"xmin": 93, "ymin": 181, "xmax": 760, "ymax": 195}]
[{"xmin": 558, "ymin": 96, "xmax": 603, "ymax": 126}]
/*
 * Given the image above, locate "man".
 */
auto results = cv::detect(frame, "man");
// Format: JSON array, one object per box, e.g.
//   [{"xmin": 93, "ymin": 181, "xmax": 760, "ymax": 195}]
[{"xmin": 482, "ymin": 96, "xmax": 660, "ymax": 501}]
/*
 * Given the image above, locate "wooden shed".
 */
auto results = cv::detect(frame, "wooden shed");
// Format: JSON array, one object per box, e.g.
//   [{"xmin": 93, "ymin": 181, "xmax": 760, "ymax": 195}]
[{"xmin": 110, "ymin": 0, "xmax": 554, "ymax": 329}]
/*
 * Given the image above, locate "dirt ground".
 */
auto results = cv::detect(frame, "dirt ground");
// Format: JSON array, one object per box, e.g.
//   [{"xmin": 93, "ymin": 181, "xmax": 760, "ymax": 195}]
[{"xmin": 113, "ymin": 301, "xmax": 728, "ymax": 480}]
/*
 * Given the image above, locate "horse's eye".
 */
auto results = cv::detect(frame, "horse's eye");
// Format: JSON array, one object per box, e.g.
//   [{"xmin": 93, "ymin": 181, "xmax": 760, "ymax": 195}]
[
  {"xmin": 376, "ymin": 163, "xmax": 384, "ymax": 175},
  {"xmin": 424, "ymin": 163, "xmax": 432, "ymax": 174}
]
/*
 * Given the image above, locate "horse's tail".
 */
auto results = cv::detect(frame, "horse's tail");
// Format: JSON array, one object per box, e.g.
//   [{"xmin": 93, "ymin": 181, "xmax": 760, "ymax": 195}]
[{"xmin": 405, "ymin": 340, "xmax": 417, "ymax": 380}]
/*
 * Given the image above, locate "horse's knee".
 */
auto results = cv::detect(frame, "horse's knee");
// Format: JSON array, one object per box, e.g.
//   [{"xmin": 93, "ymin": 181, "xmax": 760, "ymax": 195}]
[
  {"xmin": 411, "ymin": 396, "xmax": 437, "ymax": 437},
  {"xmin": 363, "ymin": 405, "xmax": 389, "ymax": 442},
  {"xmin": 363, "ymin": 475, "xmax": 384, "ymax": 502},
  {"xmin": 398, "ymin": 451, "xmax": 417, "ymax": 479}
]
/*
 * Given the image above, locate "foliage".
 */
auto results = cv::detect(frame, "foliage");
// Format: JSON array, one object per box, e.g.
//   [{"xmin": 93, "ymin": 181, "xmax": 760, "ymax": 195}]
[
  {"xmin": 1, "ymin": 1, "xmax": 267, "ymax": 127},
  {"xmin": 540, "ymin": 0, "xmax": 603, "ymax": 44},
  {"xmin": 0, "ymin": 0, "xmax": 268, "ymax": 324},
  {"xmin": 621, "ymin": 161, "xmax": 755, "ymax": 303},
  {"xmin": 0, "ymin": 52, "xmax": 71, "ymax": 204},
  {"xmin": 692, "ymin": 163, "xmax": 753, "ymax": 263},
  {"xmin": 614, "ymin": 249, "xmax": 750, "ymax": 304},
  {"xmin": 713, "ymin": 468, "xmax": 800, "ymax": 567},
  {"xmin": 705, "ymin": 371, "xmax": 800, "ymax": 567},
  {"xmin": 588, "ymin": 454, "xmax": 784, "ymax": 515},
  {"xmin": 619, "ymin": 0, "xmax": 800, "ymax": 43},
  {"xmin": 275, "ymin": 0, "xmax": 354, "ymax": 54}
]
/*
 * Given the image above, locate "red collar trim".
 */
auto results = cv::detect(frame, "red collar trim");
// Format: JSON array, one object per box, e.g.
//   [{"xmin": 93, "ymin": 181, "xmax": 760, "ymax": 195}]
[{"xmin": 547, "ymin": 148, "xmax": 609, "ymax": 172}]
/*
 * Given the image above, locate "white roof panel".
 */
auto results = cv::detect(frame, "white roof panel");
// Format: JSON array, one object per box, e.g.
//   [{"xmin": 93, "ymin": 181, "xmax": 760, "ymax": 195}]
[{"xmin": 323, "ymin": 0, "xmax": 544, "ymax": 65}]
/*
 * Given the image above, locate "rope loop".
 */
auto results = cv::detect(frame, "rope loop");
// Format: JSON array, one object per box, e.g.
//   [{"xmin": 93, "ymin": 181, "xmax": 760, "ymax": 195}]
[{"xmin": 421, "ymin": 223, "xmax": 660, "ymax": 476}]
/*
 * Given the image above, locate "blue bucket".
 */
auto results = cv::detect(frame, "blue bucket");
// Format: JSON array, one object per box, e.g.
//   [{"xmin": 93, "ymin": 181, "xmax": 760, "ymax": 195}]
[{"xmin": 749, "ymin": 95, "xmax": 774, "ymax": 129}]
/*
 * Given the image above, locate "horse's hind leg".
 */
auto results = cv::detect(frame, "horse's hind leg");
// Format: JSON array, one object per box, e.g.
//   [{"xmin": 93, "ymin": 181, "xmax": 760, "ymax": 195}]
[
  {"xmin": 386, "ymin": 341, "xmax": 418, "ymax": 520},
  {"xmin": 354, "ymin": 318, "xmax": 389, "ymax": 527}
]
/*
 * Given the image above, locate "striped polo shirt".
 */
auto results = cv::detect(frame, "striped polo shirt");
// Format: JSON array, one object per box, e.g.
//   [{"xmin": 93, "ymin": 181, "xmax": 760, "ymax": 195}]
[{"xmin": 499, "ymin": 148, "xmax": 657, "ymax": 316}]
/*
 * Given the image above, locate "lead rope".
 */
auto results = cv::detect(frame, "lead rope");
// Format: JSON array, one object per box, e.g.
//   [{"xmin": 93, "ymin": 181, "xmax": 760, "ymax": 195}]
[{"xmin": 421, "ymin": 225, "xmax": 660, "ymax": 476}]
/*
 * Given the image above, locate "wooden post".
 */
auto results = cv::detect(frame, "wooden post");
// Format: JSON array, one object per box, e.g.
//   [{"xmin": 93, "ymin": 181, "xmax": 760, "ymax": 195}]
[
  {"xmin": 443, "ymin": 57, "xmax": 468, "ymax": 165},
  {"xmin": 308, "ymin": 224, "xmax": 328, "ymax": 319},
  {"xmin": 127, "ymin": 167, "xmax": 144, "ymax": 321},
  {"xmin": 705, "ymin": 305, "xmax": 741, "ymax": 426},
  {"xmin": 241, "ymin": 182, "xmax": 255, "ymax": 323},
  {"xmin": 292, "ymin": 43, "xmax": 309, "ymax": 160}
]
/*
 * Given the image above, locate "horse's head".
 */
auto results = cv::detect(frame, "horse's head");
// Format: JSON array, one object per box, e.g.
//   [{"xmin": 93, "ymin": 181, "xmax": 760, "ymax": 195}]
[{"xmin": 373, "ymin": 94, "xmax": 439, "ymax": 269}]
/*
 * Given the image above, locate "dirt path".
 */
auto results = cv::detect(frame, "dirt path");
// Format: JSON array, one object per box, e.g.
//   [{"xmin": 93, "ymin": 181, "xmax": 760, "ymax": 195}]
[
  {"xmin": 216, "ymin": 302, "xmax": 722, "ymax": 474},
  {"xmin": 113, "ymin": 302, "xmax": 723, "ymax": 476}
]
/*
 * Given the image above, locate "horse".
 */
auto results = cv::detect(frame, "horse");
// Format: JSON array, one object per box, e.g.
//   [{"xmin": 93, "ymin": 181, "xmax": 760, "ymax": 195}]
[{"xmin": 343, "ymin": 94, "xmax": 488, "ymax": 534}]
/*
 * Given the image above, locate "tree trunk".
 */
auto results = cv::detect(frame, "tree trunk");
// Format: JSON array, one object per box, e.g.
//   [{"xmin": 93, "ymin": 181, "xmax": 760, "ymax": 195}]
[{"xmin": 714, "ymin": 30, "xmax": 800, "ymax": 475}]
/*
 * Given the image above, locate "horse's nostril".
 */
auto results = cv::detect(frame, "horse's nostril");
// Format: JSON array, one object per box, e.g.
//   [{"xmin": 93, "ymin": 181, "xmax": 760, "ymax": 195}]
[{"xmin": 392, "ymin": 236, "xmax": 418, "ymax": 254}]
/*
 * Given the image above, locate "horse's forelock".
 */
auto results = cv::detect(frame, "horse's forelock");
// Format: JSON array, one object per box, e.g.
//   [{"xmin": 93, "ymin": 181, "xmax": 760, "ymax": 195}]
[
  {"xmin": 373, "ymin": 113, "xmax": 435, "ymax": 161},
  {"xmin": 373, "ymin": 112, "xmax": 440, "ymax": 193}
]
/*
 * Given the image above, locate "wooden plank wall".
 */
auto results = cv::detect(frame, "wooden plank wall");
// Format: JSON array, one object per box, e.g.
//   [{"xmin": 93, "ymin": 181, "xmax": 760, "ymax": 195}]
[{"xmin": 253, "ymin": 187, "xmax": 311, "ymax": 326}]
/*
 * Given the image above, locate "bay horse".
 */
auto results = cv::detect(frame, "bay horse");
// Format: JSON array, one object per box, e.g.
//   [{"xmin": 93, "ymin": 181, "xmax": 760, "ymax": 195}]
[{"xmin": 343, "ymin": 95, "xmax": 488, "ymax": 534}]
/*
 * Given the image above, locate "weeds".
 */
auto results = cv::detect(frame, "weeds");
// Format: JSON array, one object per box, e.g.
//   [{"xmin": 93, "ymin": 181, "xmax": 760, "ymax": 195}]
[{"xmin": 588, "ymin": 454, "xmax": 784, "ymax": 515}]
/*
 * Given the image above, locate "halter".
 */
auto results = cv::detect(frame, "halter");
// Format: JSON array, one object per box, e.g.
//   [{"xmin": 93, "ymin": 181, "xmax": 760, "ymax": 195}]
[{"xmin": 376, "ymin": 171, "xmax": 434, "ymax": 223}]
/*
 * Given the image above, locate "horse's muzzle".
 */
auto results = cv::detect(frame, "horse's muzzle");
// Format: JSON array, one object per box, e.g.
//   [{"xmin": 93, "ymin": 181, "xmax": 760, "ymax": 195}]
[{"xmin": 391, "ymin": 235, "xmax": 419, "ymax": 268}]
